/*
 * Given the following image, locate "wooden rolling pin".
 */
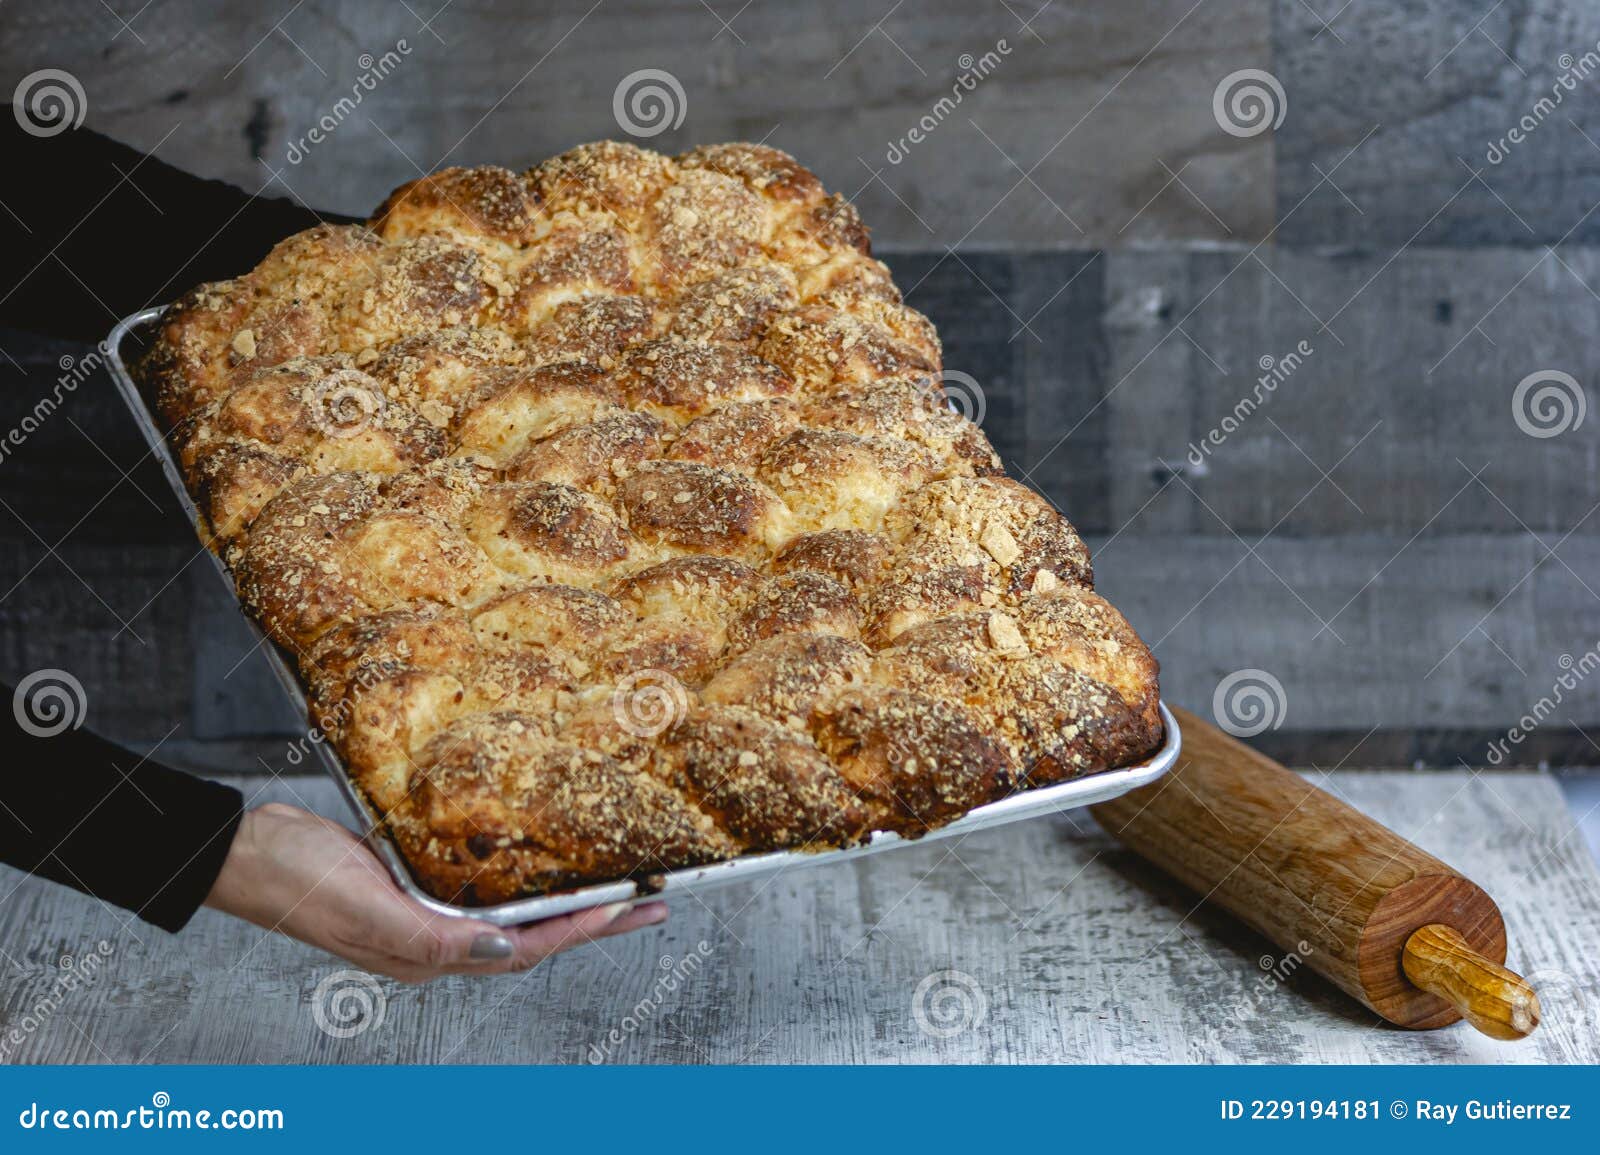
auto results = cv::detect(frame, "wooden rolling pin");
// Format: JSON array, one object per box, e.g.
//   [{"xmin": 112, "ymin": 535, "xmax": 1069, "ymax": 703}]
[{"xmin": 1091, "ymin": 705, "xmax": 1541, "ymax": 1039}]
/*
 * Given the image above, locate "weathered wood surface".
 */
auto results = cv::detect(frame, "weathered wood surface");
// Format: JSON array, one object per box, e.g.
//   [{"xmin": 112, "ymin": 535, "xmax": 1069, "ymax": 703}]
[
  {"xmin": 0, "ymin": 0, "xmax": 1273, "ymax": 246},
  {"xmin": 1091, "ymin": 535, "xmax": 1600, "ymax": 744},
  {"xmin": 1276, "ymin": 0, "xmax": 1600, "ymax": 247},
  {"xmin": 0, "ymin": 770, "xmax": 1596, "ymax": 1064},
  {"xmin": 7, "ymin": 1, "xmax": 1597, "ymax": 247},
  {"xmin": 1097, "ymin": 247, "xmax": 1600, "ymax": 536}
]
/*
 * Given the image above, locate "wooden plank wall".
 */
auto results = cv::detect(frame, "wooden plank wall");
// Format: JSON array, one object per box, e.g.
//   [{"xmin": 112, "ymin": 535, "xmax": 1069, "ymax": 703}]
[{"xmin": 1, "ymin": 0, "xmax": 1597, "ymax": 770}]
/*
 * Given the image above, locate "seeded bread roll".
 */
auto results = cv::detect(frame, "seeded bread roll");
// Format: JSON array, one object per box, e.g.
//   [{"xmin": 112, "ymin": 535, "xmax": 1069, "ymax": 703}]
[
  {"xmin": 656, "ymin": 705, "xmax": 872, "ymax": 850},
  {"xmin": 176, "ymin": 358, "xmax": 446, "ymax": 539},
  {"xmin": 668, "ymin": 398, "xmax": 802, "ymax": 469},
  {"xmin": 136, "ymin": 140, "xmax": 1161, "ymax": 903}
]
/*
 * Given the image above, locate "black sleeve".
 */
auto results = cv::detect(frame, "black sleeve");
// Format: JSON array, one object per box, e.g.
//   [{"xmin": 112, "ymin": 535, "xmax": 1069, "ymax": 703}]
[
  {"xmin": 0, "ymin": 681, "xmax": 244, "ymax": 933},
  {"xmin": 0, "ymin": 123, "xmax": 357, "ymax": 929},
  {"xmin": 0, "ymin": 117, "xmax": 362, "ymax": 342}
]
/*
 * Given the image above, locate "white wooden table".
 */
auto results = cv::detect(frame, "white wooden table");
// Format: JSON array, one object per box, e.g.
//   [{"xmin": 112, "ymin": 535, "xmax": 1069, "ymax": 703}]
[{"xmin": 2, "ymin": 770, "xmax": 1597, "ymax": 1064}]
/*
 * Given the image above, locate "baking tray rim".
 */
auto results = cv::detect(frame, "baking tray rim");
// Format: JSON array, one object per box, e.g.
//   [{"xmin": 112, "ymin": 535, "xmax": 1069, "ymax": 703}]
[{"xmin": 105, "ymin": 304, "xmax": 1182, "ymax": 927}]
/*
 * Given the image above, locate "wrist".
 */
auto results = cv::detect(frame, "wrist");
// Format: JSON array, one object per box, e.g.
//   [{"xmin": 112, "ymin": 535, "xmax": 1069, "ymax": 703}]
[{"xmin": 203, "ymin": 804, "xmax": 279, "ymax": 924}]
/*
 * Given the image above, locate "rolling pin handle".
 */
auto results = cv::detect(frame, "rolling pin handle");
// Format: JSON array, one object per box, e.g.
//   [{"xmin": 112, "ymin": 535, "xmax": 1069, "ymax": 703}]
[{"xmin": 1401, "ymin": 923, "xmax": 1541, "ymax": 1041}]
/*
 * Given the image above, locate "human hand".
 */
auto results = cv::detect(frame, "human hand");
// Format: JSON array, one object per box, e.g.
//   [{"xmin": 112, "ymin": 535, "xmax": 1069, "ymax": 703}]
[{"xmin": 204, "ymin": 802, "xmax": 667, "ymax": 982}]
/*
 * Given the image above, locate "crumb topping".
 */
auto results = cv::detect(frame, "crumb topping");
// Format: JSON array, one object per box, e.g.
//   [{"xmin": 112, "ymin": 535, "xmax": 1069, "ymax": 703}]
[{"xmin": 135, "ymin": 139, "xmax": 1160, "ymax": 904}]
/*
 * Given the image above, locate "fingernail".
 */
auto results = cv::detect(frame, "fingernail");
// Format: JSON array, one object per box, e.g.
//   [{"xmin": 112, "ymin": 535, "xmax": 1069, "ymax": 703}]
[
  {"xmin": 599, "ymin": 901, "xmax": 634, "ymax": 924},
  {"xmin": 469, "ymin": 932, "xmax": 515, "ymax": 960},
  {"xmin": 637, "ymin": 902, "xmax": 668, "ymax": 925}
]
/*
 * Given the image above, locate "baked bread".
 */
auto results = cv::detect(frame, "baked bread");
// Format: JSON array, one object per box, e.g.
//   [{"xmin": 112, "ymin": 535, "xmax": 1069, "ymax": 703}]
[{"xmin": 138, "ymin": 141, "xmax": 1162, "ymax": 903}]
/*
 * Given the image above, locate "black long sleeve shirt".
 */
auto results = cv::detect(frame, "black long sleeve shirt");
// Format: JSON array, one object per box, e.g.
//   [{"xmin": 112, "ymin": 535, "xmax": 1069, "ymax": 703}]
[
  {"xmin": 0, "ymin": 711, "xmax": 246, "ymax": 933},
  {"xmin": 2, "ymin": 116, "xmax": 357, "ymax": 342},
  {"xmin": 1, "ymin": 118, "xmax": 357, "ymax": 930}
]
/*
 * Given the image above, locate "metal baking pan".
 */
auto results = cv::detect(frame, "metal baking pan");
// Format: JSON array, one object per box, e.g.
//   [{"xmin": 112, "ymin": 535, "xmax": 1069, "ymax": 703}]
[{"xmin": 106, "ymin": 305, "xmax": 1182, "ymax": 926}]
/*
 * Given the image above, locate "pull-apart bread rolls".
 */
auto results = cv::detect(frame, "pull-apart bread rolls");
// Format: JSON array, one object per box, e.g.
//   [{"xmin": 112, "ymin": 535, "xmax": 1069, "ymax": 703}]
[{"xmin": 138, "ymin": 141, "xmax": 1161, "ymax": 902}]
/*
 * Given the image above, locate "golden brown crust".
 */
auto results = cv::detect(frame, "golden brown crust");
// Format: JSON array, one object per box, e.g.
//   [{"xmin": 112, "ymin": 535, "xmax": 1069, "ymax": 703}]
[
  {"xmin": 373, "ymin": 165, "xmax": 542, "ymax": 249},
  {"xmin": 470, "ymin": 583, "xmax": 630, "ymax": 653},
  {"xmin": 617, "ymin": 460, "xmax": 790, "ymax": 559},
  {"xmin": 667, "ymin": 399, "xmax": 802, "ymax": 469},
  {"xmin": 811, "ymin": 686, "xmax": 1015, "ymax": 836},
  {"xmin": 506, "ymin": 218, "xmax": 638, "ymax": 332},
  {"xmin": 883, "ymin": 476, "xmax": 1093, "ymax": 593},
  {"xmin": 365, "ymin": 326, "xmax": 525, "ymax": 424},
  {"xmin": 377, "ymin": 456, "xmax": 497, "ymax": 521},
  {"xmin": 656, "ymin": 705, "xmax": 870, "ymax": 849},
  {"xmin": 807, "ymin": 374, "xmax": 1003, "ymax": 477},
  {"xmin": 526, "ymin": 294, "xmax": 660, "ymax": 367},
  {"xmin": 505, "ymin": 409, "xmax": 667, "ymax": 495},
  {"xmin": 667, "ymin": 265, "xmax": 799, "ymax": 347},
  {"xmin": 611, "ymin": 555, "xmax": 761, "ymax": 626},
  {"xmin": 728, "ymin": 571, "xmax": 863, "ymax": 650},
  {"xmin": 757, "ymin": 427, "xmax": 935, "ymax": 533},
  {"xmin": 451, "ymin": 361, "xmax": 618, "ymax": 463},
  {"xmin": 677, "ymin": 143, "xmax": 826, "ymax": 203},
  {"xmin": 757, "ymin": 304, "xmax": 938, "ymax": 393},
  {"xmin": 304, "ymin": 604, "xmax": 477, "ymax": 725},
  {"xmin": 865, "ymin": 562, "xmax": 995, "ymax": 646},
  {"xmin": 143, "ymin": 282, "xmax": 255, "ymax": 425},
  {"xmin": 406, "ymin": 713, "xmax": 735, "ymax": 902},
  {"xmin": 527, "ymin": 140, "xmax": 675, "ymax": 225},
  {"xmin": 702, "ymin": 632, "xmax": 873, "ymax": 726},
  {"xmin": 332, "ymin": 236, "xmax": 497, "ymax": 352},
  {"xmin": 771, "ymin": 528, "xmax": 893, "ymax": 590},
  {"xmin": 873, "ymin": 609, "xmax": 1156, "ymax": 785},
  {"xmin": 177, "ymin": 359, "xmax": 447, "ymax": 522},
  {"xmin": 231, "ymin": 471, "xmax": 381, "ymax": 649},
  {"xmin": 643, "ymin": 169, "xmax": 766, "ymax": 288},
  {"xmin": 463, "ymin": 480, "xmax": 637, "ymax": 584},
  {"xmin": 187, "ymin": 442, "xmax": 305, "ymax": 544},
  {"xmin": 613, "ymin": 340, "xmax": 793, "ymax": 418},
  {"xmin": 1013, "ymin": 586, "xmax": 1163, "ymax": 740},
  {"xmin": 135, "ymin": 141, "xmax": 1161, "ymax": 903}
]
